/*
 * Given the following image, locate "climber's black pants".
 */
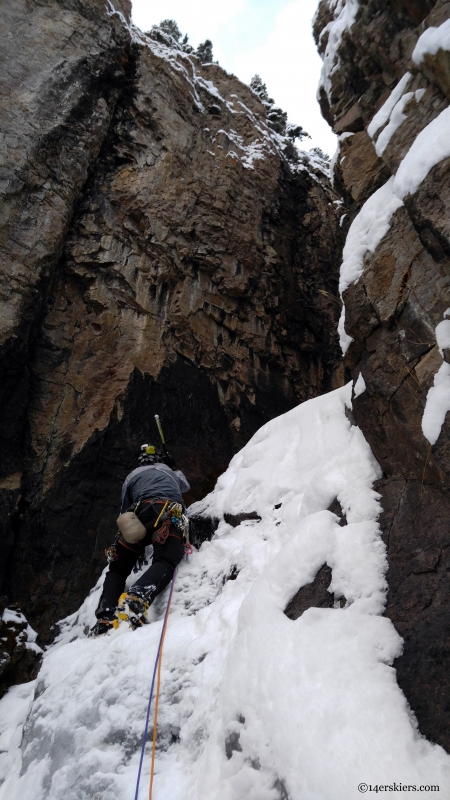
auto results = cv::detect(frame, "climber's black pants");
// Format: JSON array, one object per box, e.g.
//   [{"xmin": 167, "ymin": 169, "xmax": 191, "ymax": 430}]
[{"xmin": 96, "ymin": 531, "xmax": 184, "ymax": 619}]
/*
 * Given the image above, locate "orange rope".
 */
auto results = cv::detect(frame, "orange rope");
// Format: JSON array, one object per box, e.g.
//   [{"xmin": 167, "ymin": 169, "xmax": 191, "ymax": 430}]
[{"xmin": 148, "ymin": 577, "xmax": 175, "ymax": 800}]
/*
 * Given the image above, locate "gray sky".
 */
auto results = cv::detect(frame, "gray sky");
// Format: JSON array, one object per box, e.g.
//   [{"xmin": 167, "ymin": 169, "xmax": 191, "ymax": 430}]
[{"xmin": 131, "ymin": 0, "xmax": 337, "ymax": 156}]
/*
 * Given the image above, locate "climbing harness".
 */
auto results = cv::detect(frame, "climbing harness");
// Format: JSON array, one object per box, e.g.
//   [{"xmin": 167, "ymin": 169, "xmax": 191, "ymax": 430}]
[
  {"xmin": 133, "ymin": 569, "xmax": 177, "ymax": 800},
  {"xmin": 153, "ymin": 500, "xmax": 169, "ymax": 528},
  {"xmin": 148, "ymin": 499, "xmax": 189, "ymax": 545}
]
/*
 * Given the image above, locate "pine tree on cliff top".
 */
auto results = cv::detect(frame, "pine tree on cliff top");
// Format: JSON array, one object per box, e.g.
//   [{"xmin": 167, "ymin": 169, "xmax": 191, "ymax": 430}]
[
  {"xmin": 147, "ymin": 20, "xmax": 215, "ymax": 63},
  {"xmin": 157, "ymin": 19, "xmax": 182, "ymax": 43},
  {"xmin": 250, "ymin": 74, "xmax": 310, "ymax": 142},
  {"xmin": 196, "ymin": 39, "xmax": 214, "ymax": 64},
  {"xmin": 147, "ymin": 19, "xmax": 194, "ymax": 54},
  {"xmin": 250, "ymin": 74, "xmax": 271, "ymax": 104},
  {"xmin": 310, "ymin": 146, "xmax": 330, "ymax": 162}
]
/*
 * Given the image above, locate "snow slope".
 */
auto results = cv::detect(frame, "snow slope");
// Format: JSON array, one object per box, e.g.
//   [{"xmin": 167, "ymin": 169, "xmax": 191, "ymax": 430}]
[{"xmin": 1, "ymin": 385, "xmax": 449, "ymax": 800}]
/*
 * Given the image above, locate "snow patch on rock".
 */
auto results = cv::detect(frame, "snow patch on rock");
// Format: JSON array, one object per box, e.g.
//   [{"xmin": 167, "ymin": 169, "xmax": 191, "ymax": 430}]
[
  {"xmin": 319, "ymin": 0, "xmax": 360, "ymax": 101},
  {"xmin": 339, "ymin": 176, "xmax": 403, "ymax": 296},
  {"xmin": 374, "ymin": 89, "xmax": 425, "ymax": 157},
  {"xmin": 413, "ymin": 18, "xmax": 450, "ymax": 64},
  {"xmin": 353, "ymin": 372, "xmax": 366, "ymax": 398},
  {"xmin": 330, "ymin": 131, "xmax": 354, "ymax": 186},
  {"xmin": 339, "ymin": 105, "xmax": 450, "ymax": 352},
  {"xmin": 422, "ymin": 311, "xmax": 450, "ymax": 445},
  {"xmin": 436, "ymin": 316, "xmax": 450, "ymax": 356},
  {"xmin": 422, "ymin": 363, "xmax": 450, "ymax": 445},
  {"xmin": 367, "ymin": 73, "xmax": 412, "ymax": 138},
  {"xmin": 1, "ymin": 608, "xmax": 42, "ymax": 655}
]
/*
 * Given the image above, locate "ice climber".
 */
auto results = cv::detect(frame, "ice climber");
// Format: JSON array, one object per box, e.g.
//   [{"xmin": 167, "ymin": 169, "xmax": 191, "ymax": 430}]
[{"xmin": 90, "ymin": 445, "xmax": 190, "ymax": 636}]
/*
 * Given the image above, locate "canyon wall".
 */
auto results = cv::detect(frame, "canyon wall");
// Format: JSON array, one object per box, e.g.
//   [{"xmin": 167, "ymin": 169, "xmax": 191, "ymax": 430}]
[
  {"xmin": 3, "ymin": 0, "xmax": 449, "ymax": 758},
  {"xmin": 314, "ymin": 0, "xmax": 450, "ymax": 751},
  {"xmin": 0, "ymin": 0, "xmax": 343, "ymax": 690}
]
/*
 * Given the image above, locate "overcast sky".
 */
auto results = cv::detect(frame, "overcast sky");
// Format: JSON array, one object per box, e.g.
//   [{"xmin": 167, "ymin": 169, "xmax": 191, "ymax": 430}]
[{"xmin": 131, "ymin": 0, "xmax": 337, "ymax": 156}]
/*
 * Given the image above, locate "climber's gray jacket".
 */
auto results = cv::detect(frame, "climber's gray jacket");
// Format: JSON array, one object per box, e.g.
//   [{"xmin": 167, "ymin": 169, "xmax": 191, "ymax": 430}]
[{"xmin": 120, "ymin": 463, "xmax": 190, "ymax": 513}]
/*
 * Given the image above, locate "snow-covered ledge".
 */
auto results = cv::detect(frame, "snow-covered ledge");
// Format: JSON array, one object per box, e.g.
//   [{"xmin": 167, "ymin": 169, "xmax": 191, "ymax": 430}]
[
  {"xmin": 422, "ymin": 310, "xmax": 450, "ymax": 445},
  {"xmin": 338, "ymin": 105, "xmax": 450, "ymax": 353}
]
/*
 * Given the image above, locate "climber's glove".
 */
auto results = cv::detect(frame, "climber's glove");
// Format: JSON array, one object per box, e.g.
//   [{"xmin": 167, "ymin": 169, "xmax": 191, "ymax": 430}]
[{"xmin": 163, "ymin": 452, "xmax": 176, "ymax": 469}]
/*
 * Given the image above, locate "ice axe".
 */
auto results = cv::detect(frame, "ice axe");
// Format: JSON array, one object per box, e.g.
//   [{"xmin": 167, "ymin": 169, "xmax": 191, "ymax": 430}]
[{"xmin": 154, "ymin": 414, "xmax": 169, "ymax": 458}]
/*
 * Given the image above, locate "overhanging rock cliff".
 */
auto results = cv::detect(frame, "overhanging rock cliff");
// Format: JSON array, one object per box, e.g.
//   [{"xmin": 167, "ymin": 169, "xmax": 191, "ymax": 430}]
[
  {"xmin": 0, "ymin": 0, "xmax": 343, "ymax": 679},
  {"xmin": 314, "ymin": 0, "xmax": 450, "ymax": 751}
]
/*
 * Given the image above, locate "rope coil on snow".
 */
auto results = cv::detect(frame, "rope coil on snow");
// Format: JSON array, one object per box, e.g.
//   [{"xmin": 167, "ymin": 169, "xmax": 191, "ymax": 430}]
[{"xmin": 134, "ymin": 570, "xmax": 177, "ymax": 800}]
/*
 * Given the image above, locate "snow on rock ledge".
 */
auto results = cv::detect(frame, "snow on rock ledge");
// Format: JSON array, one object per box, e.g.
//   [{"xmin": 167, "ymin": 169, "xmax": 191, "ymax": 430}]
[
  {"xmin": 317, "ymin": 0, "xmax": 359, "ymax": 102},
  {"xmin": 367, "ymin": 74, "xmax": 412, "ymax": 139},
  {"xmin": 338, "ymin": 105, "xmax": 450, "ymax": 352},
  {"xmin": 1, "ymin": 386, "xmax": 449, "ymax": 800},
  {"xmin": 314, "ymin": 0, "xmax": 450, "ymax": 757},
  {"xmin": 422, "ymin": 310, "xmax": 450, "ymax": 446},
  {"xmin": 413, "ymin": 18, "xmax": 450, "ymax": 64}
]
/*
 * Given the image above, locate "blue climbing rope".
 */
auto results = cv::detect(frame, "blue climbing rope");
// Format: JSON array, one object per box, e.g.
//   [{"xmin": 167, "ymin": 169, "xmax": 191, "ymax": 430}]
[{"xmin": 134, "ymin": 570, "xmax": 177, "ymax": 800}]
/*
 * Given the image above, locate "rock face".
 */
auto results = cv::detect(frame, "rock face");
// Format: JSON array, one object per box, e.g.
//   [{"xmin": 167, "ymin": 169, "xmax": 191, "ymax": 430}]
[
  {"xmin": 0, "ymin": 600, "xmax": 42, "ymax": 698},
  {"xmin": 314, "ymin": 0, "xmax": 450, "ymax": 751},
  {"xmin": 0, "ymin": 0, "xmax": 343, "ymax": 677}
]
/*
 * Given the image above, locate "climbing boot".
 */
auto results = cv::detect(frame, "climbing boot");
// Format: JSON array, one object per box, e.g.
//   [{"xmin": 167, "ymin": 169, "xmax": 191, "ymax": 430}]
[
  {"xmin": 89, "ymin": 617, "xmax": 118, "ymax": 637},
  {"xmin": 117, "ymin": 590, "xmax": 151, "ymax": 630}
]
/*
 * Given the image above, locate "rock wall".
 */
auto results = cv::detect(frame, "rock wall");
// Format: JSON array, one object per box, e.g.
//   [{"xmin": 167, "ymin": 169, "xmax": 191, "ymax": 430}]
[
  {"xmin": 0, "ymin": 0, "xmax": 343, "ymax": 681},
  {"xmin": 314, "ymin": 0, "xmax": 450, "ymax": 751}
]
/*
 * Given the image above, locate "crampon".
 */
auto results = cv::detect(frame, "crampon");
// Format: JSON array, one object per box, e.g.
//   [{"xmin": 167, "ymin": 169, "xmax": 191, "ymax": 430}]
[
  {"xmin": 117, "ymin": 591, "xmax": 150, "ymax": 630},
  {"xmin": 89, "ymin": 617, "xmax": 118, "ymax": 637}
]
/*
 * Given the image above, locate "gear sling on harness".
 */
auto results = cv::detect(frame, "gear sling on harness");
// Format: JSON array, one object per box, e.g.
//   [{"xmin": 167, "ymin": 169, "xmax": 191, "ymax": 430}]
[
  {"xmin": 116, "ymin": 498, "xmax": 187, "ymax": 546},
  {"xmin": 116, "ymin": 466, "xmax": 189, "ymax": 546}
]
